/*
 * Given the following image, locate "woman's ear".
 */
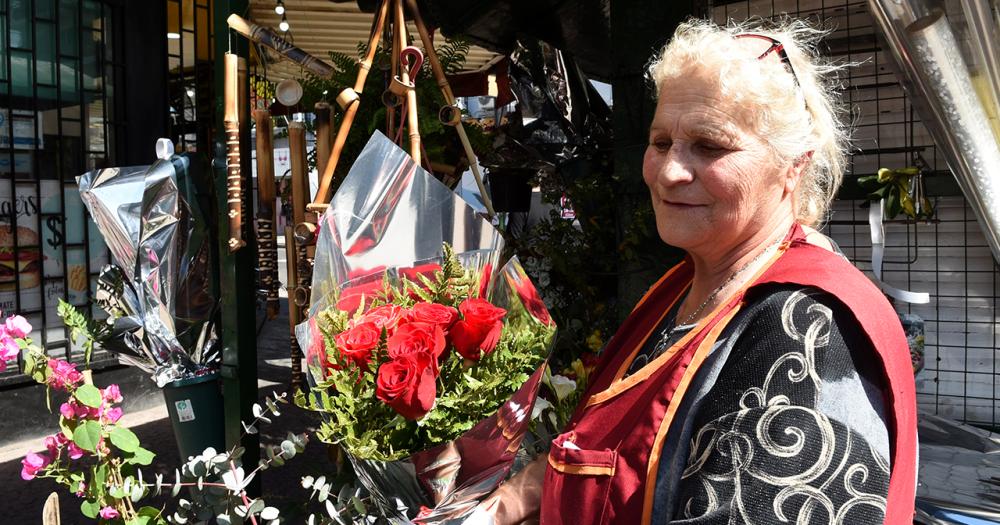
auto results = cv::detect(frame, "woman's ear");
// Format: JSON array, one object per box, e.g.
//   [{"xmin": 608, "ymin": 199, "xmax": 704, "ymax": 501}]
[{"xmin": 785, "ymin": 150, "xmax": 814, "ymax": 194}]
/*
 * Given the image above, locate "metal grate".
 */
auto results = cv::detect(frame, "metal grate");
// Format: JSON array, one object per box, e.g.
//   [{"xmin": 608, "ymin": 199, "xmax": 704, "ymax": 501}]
[
  {"xmin": 705, "ymin": 0, "xmax": 1000, "ymax": 428},
  {"xmin": 0, "ymin": 0, "xmax": 121, "ymax": 385}
]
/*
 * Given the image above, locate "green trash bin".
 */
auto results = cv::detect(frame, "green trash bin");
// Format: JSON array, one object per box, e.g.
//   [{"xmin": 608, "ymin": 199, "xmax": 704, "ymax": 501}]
[{"xmin": 162, "ymin": 373, "xmax": 225, "ymax": 460}]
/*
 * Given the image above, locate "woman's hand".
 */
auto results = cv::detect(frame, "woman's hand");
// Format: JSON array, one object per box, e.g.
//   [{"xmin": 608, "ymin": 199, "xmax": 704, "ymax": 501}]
[{"xmin": 466, "ymin": 454, "xmax": 547, "ymax": 525}]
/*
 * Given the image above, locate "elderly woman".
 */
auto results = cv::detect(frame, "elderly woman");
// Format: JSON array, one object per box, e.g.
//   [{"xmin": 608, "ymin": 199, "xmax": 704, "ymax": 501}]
[{"xmin": 482, "ymin": 18, "xmax": 917, "ymax": 525}]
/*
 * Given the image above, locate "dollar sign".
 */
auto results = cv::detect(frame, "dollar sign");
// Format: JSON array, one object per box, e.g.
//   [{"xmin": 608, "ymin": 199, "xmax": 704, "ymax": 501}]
[{"xmin": 46, "ymin": 216, "xmax": 64, "ymax": 248}]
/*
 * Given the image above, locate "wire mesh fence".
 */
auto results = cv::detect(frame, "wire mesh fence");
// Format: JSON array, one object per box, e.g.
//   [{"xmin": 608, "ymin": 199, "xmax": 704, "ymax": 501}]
[{"xmin": 707, "ymin": 0, "xmax": 1000, "ymax": 428}]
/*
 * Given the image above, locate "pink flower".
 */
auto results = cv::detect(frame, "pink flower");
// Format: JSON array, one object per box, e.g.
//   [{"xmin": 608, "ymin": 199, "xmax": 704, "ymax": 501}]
[
  {"xmin": 101, "ymin": 384, "xmax": 123, "ymax": 404},
  {"xmin": 5, "ymin": 315, "xmax": 31, "ymax": 338},
  {"xmin": 99, "ymin": 506, "xmax": 119, "ymax": 519},
  {"xmin": 44, "ymin": 435, "xmax": 60, "ymax": 457},
  {"xmin": 0, "ymin": 334, "xmax": 19, "ymax": 372},
  {"xmin": 66, "ymin": 441, "xmax": 86, "ymax": 460},
  {"xmin": 46, "ymin": 358, "xmax": 83, "ymax": 391},
  {"xmin": 59, "ymin": 399, "xmax": 98, "ymax": 420},
  {"xmin": 59, "ymin": 402, "xmax": 76, "ymax": 419},
  {"xmin": 102, "ymin": 407, "xmax": 123, "ymax": 424},
  {"xmin": 20, "ymin": 452, "xmax": 50, "ymax": 480},
  {"xmin": 75, "ymin": 481, "xmax": 86, "ymax": 497}
]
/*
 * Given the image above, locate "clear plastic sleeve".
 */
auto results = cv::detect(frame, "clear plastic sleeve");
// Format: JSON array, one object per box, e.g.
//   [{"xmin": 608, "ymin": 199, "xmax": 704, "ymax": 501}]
[{"xmin": 296, "ymin": 132, "xmax": 555, "ymax": 523}]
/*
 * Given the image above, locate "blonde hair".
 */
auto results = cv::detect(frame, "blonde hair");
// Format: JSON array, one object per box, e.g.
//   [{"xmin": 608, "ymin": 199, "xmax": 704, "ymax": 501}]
[{"xmin": 647, "ymin": 18, "xmax": 851, "ymax": 227}]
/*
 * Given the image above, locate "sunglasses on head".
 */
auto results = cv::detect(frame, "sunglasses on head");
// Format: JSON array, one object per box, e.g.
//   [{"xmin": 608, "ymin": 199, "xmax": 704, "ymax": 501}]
[{"xmin": 734, "ymin": 33, "xmax": 802, "ymax": 88}]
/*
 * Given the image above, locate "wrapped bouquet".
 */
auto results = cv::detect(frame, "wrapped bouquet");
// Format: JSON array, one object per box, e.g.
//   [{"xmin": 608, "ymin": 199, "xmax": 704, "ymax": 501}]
[
  {"xmin": 77, "ymin": 153, "xmax": 218, "ymax": 386},
  {"xmin": 296, "ymin": 132, "xmax": 556, "ymax": 523}
]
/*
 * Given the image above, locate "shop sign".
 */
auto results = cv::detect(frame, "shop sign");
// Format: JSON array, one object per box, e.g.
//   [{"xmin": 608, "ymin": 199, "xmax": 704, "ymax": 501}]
[
  {"xmin": 0, "ymin": 109, "xmax": 43, "ymax": 150},
  {"xmin": 0, "ymin": 180, "xmax": 108, "ymax": 339}
]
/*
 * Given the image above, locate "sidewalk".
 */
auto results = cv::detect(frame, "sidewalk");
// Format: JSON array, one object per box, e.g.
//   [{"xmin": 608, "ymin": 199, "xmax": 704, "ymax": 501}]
[{"xmin": 0, "ymin": 297, "xmax": 335, "ymax": 524}]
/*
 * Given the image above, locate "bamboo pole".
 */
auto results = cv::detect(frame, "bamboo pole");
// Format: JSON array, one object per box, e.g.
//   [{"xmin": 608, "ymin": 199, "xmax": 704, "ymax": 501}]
[
  {"xmin": 403, "ymin": 0, "xmax": 495, "ymax": 217},
  {"xmin": 223, "ymin": 53, "xmax": 245, "ymax": 251},
  {"xmin": 395, "ymin": 0, "xmax": 421, "ymax": 163},
  {"xmin": 314, "ymin": 102, "xmax": 332, "ymax": 176},
  {"xmin": 238, "ymin": 57, "xmax": 252, "ymax": 246},
  {"xmin": 254, "ymin": 109, "xmax": 279, "ymax": 319},
  {"xmin": 227, "ymin": 14, "xmax": 336, "ymax": 80},
  {"xmin": 387, "ymin": 20, "xmax": 400, "ymax": 138},
  {"xmin": 284, "ymin": 226, "xmax": 303, "ymax": 390},
  {"xmin": 310, "ymin": 0, "xmax": 391, "ymax": 209},
  {"xmin": 288, "ymin": 121, "xmax": 308, "ymax": 226}
]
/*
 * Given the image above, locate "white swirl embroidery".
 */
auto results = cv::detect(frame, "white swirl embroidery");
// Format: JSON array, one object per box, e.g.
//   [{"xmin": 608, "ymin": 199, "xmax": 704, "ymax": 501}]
[{"xmin": 679, "ymin": 291, "xmax": 888, "ymax": 523}]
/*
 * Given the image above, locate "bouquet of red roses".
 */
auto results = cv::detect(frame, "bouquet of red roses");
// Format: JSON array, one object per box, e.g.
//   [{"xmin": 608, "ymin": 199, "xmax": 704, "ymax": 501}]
[{"xmin": 296, "ymin": 132, "xmax": 555, "ymax": 523}]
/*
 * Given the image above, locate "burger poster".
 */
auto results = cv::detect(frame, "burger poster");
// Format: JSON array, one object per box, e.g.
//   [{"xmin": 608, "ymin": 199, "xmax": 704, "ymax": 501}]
[{"xmin": 0, "ymin": 179, "xmax": 108, "ymax": 339}]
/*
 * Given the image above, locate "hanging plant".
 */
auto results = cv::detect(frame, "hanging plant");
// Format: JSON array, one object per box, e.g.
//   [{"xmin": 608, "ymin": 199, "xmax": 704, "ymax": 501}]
[{"xmin": 857, "ymin": 167, "xmax": 935, "ymax": 220}]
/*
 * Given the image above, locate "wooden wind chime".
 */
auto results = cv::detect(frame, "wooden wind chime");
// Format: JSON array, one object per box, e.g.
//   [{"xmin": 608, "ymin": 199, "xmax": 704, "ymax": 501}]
[{"xmin": 226, "ymin": 0, "xmax": 494, "ymax": 390}]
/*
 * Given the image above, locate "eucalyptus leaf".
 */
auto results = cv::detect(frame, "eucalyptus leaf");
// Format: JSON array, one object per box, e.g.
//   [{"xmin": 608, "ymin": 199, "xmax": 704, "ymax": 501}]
[{"xmin": 248, "ymin": 498, "xmax": 266, "ymax": 515}]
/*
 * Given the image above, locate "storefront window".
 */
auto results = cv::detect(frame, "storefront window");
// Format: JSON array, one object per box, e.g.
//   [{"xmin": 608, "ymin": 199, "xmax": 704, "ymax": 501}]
[
  {"xmin": 166, "ymin": 0, "xmax": 213, "ymax": 154},
  {"xmin": 0, "ymin": 0, "xmax": 120, "ymax": 384}
]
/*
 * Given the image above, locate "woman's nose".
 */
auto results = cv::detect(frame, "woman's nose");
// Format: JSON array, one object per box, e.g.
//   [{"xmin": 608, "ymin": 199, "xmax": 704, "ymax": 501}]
[{"xmin": 653, "ymin": 148, "xmax": 696, "ymax": 186}]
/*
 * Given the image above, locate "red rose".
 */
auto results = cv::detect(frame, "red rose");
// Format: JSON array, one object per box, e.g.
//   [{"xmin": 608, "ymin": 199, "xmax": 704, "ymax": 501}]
[
  {"xmin": 399, "ymin": 263, "xmax": 442, "ymax": 283},
  {"xmin": 450, "ymin": 298, "xmax": 507, "ymax": 360},
  {"xmin": 409, "ymin": 302, "xmax": 458, "ymax": 329},
  {"xmin": 335, "ymin": 322, "xmax": 381, "ymax": 369},
  {"xmin": 387, "ymin": 322, "xmax": 447, "ymax": 366},
  {"xmin": 399, "ymin": 263, "xmax": 443, "ymax": 301},
  {"xmin": 359, "ymin": 304, "xmax": 410, "ymax": 335},
  {"xmin": 336, "ymin": 280, "xmax": 385, "ymax": 314},
  {"xmin": 375, "ymin": 352, "xmax": 436, "ymax": 420}
]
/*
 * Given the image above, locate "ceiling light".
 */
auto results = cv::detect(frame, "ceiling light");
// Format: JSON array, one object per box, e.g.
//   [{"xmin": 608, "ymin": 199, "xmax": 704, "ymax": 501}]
[
  {"xmin": 275, "ymin": 0, "xmax": 285, "ymax": 15},
  {"xmin": 279, "ymin": 15, "xmax": 289, "ymax": 32},
  {"xmin": 167, "ymin": 32, "xmax": 181, "ymax": 40}
]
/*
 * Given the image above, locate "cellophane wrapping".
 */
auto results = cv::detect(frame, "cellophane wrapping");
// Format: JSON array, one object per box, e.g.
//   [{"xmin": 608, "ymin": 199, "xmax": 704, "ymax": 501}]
[
  {"xmin": 296, "ymin": 132, "xmax": 555, "ymax": 523},
  {"xmin": 77, "ymin": 156, "xmax": 218, "ymax": 386}
]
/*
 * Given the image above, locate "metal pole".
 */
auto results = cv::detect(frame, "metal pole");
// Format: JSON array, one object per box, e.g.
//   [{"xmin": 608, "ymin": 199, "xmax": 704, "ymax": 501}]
[{"xmin": 213, "ymin": 0, "xmax": 259, "ymax": 495}]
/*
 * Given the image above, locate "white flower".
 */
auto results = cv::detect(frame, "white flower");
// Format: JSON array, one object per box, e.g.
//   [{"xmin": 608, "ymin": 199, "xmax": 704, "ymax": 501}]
[
  {"xmin": 549, "ymin": 375, "xmax": 577, "ymax": 402},
  {"xmin": 531, "ymin": 397, "xmax": 553, "ymax": 420}
]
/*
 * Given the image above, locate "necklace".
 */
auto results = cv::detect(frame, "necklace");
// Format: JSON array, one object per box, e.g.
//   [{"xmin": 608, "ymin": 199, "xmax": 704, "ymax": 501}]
[
  {"xmin": 634, "ymin": 234, "xmax": 786, "ymax": 376},
  {"xmin": 676, "ymin": 234, "xmax": 785, "ymax": 327}
]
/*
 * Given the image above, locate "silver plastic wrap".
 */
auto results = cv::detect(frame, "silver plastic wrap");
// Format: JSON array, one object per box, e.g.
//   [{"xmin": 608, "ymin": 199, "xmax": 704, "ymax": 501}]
[
  {"xmin": 916, "ymin": 413, "xmax": 1000, "ymax": 521},
  {"xmin": 296, "ymin": 132, "xmax": 555, "ymax": 524},
  {"xmin": 78, "ymin": 156, "xmax": 218, "ymax": 386},
  {"xmin": 868, "ymin": 0, "xmax": 1000, "ymax": 264}
]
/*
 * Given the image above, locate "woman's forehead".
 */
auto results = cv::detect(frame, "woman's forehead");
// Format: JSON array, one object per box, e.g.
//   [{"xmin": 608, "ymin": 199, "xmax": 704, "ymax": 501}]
[{"xmin": 652, "ymin": 87, "xmax": 748, "ymax": 137}]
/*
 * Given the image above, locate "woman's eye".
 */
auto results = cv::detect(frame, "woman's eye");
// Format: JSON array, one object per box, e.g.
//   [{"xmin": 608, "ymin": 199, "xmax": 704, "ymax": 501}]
[
  {"xmin": 651, "ymin": 140, "xmax": 672, "ymax": 152},
  {"xmin": 696, "ymin": 141, "xmax": 728, "ymax": 154}
]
